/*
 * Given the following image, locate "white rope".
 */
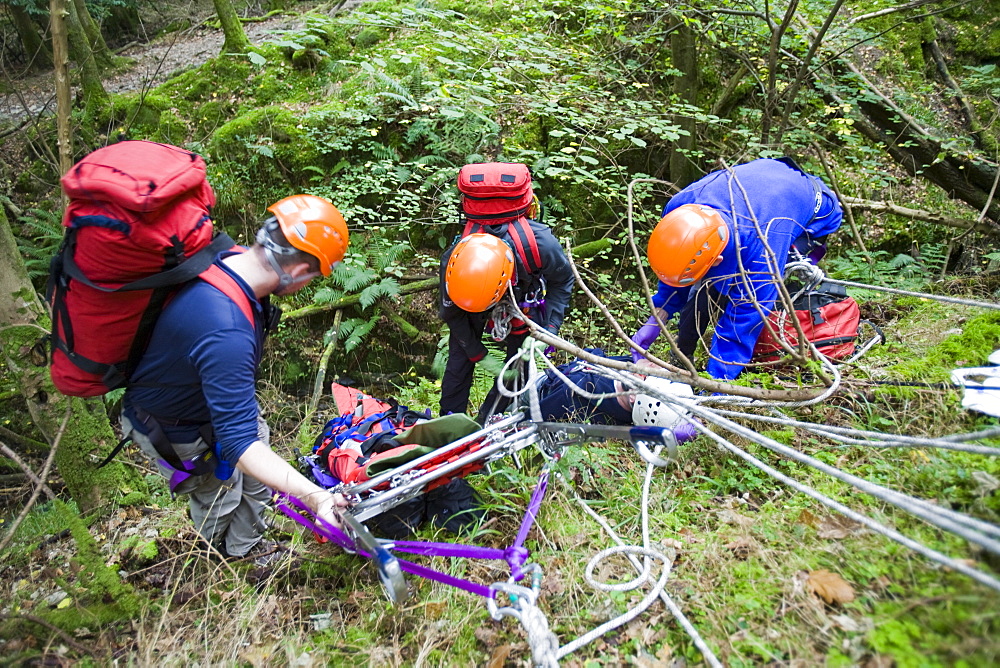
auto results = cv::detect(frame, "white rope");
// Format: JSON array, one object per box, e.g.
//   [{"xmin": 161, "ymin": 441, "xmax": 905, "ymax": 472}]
[
  {"xmin": 712, "ymin": 408, "xmax": 1000, "ymax": 456},
  {"xmin": 690, "ymin": 415, "xmax": 1000, "ymax": 592},
  {"xmin": 487, "ymin": 579, "xmax": 560, "ymax": 668},
  {"xmin": 555, "ymin": 456, "xmax": 723, "ymax": 667}
]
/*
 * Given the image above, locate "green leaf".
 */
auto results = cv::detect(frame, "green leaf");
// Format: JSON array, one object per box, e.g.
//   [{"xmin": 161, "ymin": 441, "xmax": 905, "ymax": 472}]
[{"xmin": 248, "ymin": 52, "xmax": 267, "ymax": 67}]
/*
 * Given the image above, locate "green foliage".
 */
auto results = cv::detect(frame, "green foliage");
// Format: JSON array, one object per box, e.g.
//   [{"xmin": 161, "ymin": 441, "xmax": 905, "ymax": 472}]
[
  {"xmin": 16, "ymin": 208, "xmax": 63, "ymax": 282},
  {"xmin": 49, "ymin": 500, "xmax": 142, "ymax": 622},
  {"xmin": 889, "ymin": 311, "xmax": 1000, "ymax": 381},
  {"xmin": 827, "ymin": 244, "xmax": 949, "ymax": 290}
]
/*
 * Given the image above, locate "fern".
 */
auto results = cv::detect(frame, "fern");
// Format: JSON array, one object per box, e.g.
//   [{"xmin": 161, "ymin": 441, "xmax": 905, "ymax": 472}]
[
  {"xmin": 889, "ymin": 253, "xmax": 917, "ymax": 270},
  {"xmin": 312, "ymin": 286, "xmax": 346, "ymax": 304},
  {"xmin": 371, "ymin": 242, "xmax": 408, "ymax": 273},
  {"xmin": 359, "ymin": 278, "xmax": 401, "ymax": 310},
  {"xmin": 339, "ymin": 266, "xmax": 378, "ymax": 292},
  {"xmin": 17, "ymin": 208, "xmax": 64, "ymax": 280},
  {"xmin": 339, "ymin": 315, "xmax": 379, "ymax": 353}
]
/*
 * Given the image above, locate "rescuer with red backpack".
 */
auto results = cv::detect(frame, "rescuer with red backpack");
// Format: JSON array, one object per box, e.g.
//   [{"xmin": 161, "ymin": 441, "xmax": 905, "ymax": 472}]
[
  {"xmin": 439, "ymin": 163, "xmax": 575, "ymax": 423},
  {"xmin": 48, "ymin": 140, "xmax": 351, "ymax": 562},
  {"xmin": 120, "ymin": 193, "xmax": 351, "ymax": 561}
]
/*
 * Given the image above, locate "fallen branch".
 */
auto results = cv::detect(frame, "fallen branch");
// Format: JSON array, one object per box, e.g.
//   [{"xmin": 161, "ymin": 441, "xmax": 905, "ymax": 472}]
[
  {"xmin": 283, "ymin": 239, "xmax": 614, "ymax": 321},
  {"xmin": 0, "ymin": 424, "xmax": 50, "ymax": 456},
  {"xmin": 849, "ymin": 0, "xmax": 961, "ymax": 25},
  {"xmin": 840, "ymin": 196, "xmax": 997, "ymax": 235},
  {"xmin": 283, "ymin": 277, "xmax": 437, "ymax": 321},
  {"xmin": 0, "ymin": 442, "xmax": 56, "ymax": 499}
]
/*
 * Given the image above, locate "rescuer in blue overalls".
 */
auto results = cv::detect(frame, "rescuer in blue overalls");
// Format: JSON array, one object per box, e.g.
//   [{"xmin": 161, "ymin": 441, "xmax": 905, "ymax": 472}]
[{"xmin": 630, "ymin": 158, "xmax": 844, "ymax": 380}]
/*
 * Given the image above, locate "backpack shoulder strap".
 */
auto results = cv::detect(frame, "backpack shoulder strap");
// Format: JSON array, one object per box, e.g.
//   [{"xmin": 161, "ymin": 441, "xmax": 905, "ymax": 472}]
[
  {"xmin": 508, "ymin": 217, "xmax": 543, "ymax": 274},
  {"xmin": 460, "ymin": 216, "xmax": 544, "ymax": 275},
  {"xmin": 198, "ymin": 264, "xmax": 255, "ymax": 328}
]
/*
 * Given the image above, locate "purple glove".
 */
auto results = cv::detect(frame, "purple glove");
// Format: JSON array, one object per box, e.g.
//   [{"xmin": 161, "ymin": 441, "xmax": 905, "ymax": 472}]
[
  {"xmin": 630, "ymin": 315, "xmax": 662, "ymax": 362},
  {"xmin": 807, "ymin": 242, "xmax": 828, "ymax": 264}
]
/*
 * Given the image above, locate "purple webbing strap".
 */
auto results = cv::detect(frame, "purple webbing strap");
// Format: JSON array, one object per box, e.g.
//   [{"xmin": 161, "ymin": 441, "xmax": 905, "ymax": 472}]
[
  {"xmin": 274, "ymin": 493, "xmax": 496, "ymax": 598},
  {"xmin": 506, "ymin": 468, "xmax": 550, "ymax": 581},
  {"xmin": 391, "ymin": 540, "xmax": 506, "ymax": 560},
  {"xmin": 273, "ymin": 493, "xmax": 354, "ymax": 551},
  {"xmin": 395, "ymin": 557, "xmax": 493, "ymax": 598}
]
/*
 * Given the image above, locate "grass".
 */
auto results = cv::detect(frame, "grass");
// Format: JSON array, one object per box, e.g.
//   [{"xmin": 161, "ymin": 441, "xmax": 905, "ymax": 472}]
[{"xmin": 2, "ymin": 289, "xmax": 999, "ymax": 665}]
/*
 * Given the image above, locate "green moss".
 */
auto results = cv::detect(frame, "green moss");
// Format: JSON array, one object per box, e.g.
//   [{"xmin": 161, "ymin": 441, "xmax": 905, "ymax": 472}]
[
  {"xmin": 98, "ymin": 92, "xmax": 170, "ymax": 131},
  {"xmin": 120, "ymin": 534, "xmax": 160, "ymax": 563},
  {"xmin": 50, "ymin": 500, "xmax": 142, "ymax": 625},
  {"xmin": 889, "ymin": 311, "xmax": 1000, "ymax": 381},
  {"xmin": 353, "ymin": 27, "xmax": 390, "ymax": 49},
  {"xmin": 208, "ymin": 106, "xmax": 323, "ymax": 188}
]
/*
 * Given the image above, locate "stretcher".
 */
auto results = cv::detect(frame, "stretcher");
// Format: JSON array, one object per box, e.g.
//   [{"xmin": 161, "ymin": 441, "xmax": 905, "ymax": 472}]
[{"xmin": 278, "ymin": 411, "xmax": 686, "ymax": 605}]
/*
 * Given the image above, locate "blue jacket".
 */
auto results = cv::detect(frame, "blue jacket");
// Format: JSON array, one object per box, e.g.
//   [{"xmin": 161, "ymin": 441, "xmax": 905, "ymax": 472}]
[
  {"xmin": 124, "ymin": 252, "xmax": 267, "ymax": 465},
  {"xmin": 652, "ymin": 159, "xmax": 843, "ymax": 379}
]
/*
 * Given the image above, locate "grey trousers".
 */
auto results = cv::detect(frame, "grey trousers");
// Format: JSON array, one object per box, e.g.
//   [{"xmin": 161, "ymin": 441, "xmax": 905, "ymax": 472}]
[{"xmin": 121, "ymin": 415, "xmax": 271, "ymax": 558}]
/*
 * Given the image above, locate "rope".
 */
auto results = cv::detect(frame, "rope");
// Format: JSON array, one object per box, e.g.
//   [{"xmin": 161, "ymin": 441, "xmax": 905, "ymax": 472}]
[
  {"xmin": 662, "ymin": 399, "xmax": 1000, "ymax": 591},
  {"xmin": 713, "ymin": 408, "xmax": 1000, "ymax": 456},
  {"xmin": 556, "ymin": 455, "xmax": 723, "ymax": 667},
  {"xmin": 487, "ymin": 577, "xmax": 560, "ymax": 668},
  {"xmin": 824, "ymin": 277, "xmax": 1000, "ymax": 310}
]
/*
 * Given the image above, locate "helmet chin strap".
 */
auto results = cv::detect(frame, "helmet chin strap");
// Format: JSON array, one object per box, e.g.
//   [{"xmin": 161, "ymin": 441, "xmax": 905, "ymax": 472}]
[
  {"xmin": 257, "ymin": 223, "xmax": 301, "ymax": 290},
  {"xmin": 264, "ymin": 246, "xmax": 297, "ymax": 289}
]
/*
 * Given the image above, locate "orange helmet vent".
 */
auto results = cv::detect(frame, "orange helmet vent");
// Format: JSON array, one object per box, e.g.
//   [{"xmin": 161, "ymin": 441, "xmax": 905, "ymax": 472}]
[{"xmin": 445, "ymin": 234, "xmax": 515, "ymax": 312}]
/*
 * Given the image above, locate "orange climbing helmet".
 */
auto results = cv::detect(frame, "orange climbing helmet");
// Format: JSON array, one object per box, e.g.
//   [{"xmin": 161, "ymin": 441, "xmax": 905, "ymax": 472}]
[
  {"xmin": 445, "ymin": 233, "xmax": 515, "ymax": 312},
  {"xmin": 265, "ymin": 194, "xmax": 349, "ymax": 276},
  {"xmin": 647, "ymin": 204, "xmax": 730, "ymax": 287}
]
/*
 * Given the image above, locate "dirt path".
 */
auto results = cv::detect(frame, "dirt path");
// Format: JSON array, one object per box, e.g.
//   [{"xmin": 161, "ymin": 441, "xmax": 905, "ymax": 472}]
[{"xmin": 0, "ymin": 4, "xmax": 364, "ymax": 124}]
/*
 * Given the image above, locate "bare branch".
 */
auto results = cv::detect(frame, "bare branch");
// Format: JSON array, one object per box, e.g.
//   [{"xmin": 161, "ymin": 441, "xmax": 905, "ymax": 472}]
[
  {"xmin": 624, "ymin": 178, "xmax": 699, "ymax": 375},
  {"xmin": 840, "ymin": 197, "xmax": 998, "ymax": 235},
  {"xmin": 562, "ymin": 239, "xmax": 690, "ymax": 376},
  {"xmin": 760, "ymin": 0, "xmax": 800, "ymax": 144},
  {"xmin": 849, "ymin": 0, "xmax": 952, "ymax": 25},
  {"xmin": 775, "ymin": 0, "xmax": 847, "ymax": 143},
  {"xmin": 814, "ymin": 146, "xmax": 871, "ymax": 260},
  {"xmin": 0, "ymin": 441, "xmax": 56, "ymax": 499},
  {"xmin": 0, "ymin": 402, "xmax": 68, "ymax": 553}
]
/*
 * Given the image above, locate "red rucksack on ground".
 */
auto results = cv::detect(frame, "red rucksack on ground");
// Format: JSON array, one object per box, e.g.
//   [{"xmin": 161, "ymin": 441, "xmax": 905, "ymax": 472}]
[
  {"xmin": 47, "ymin": 140, "xmax": 242, "ymax": 397},
  {"xmin": 457, "ymin": 162, "xmax": 543, "ymax": 274},
  {"xmin": 753, "ymin": 283, "xmax": 863, "ymax": 363}
]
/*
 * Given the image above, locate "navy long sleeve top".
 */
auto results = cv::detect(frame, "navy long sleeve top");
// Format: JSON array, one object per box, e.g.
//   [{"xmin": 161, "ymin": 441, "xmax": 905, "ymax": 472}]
[{"xmin": 124, "ymin": 252, "xmax": 266, "ymax": 465}]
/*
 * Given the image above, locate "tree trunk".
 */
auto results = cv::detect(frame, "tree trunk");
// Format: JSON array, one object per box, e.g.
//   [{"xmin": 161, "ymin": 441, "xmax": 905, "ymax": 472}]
[
  {"xmin": 71, "ymin": 0, "xmax": 115, "ymax": 70},
  {"xmin": 0, "ymin": 206, "xmax": 146, "ymax": 513},
  {"xmin": 853, "ymin": 97, "xmax": 1000, "ymax": 226},
  {"xmin": 63, "ymin": 0, "xmax": 109, "ymax": 111},
  {"xmin": 51, "ymin": 0, "xmax": 74, "ymax": 180},
  {"xmin": 212, "ymin": 0, "xmax": 250, "ymax": 55},
  {"xmin": 8, "ymin": 3, "xmax": 53, "ymax": 70},
  {"xmin": 812, "ymin": 51, "xmax": 1000, "ymax": 226},
  {"xmin": 668, "ymin": 17, "xmax": 700, "ymax": 189},
  {"xmin": 923, "ymin": 20, "xmax": 995, "ymax": 154}
]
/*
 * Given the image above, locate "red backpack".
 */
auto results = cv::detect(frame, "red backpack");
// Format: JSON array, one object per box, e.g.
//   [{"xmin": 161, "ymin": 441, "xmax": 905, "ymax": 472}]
[
  {"xmin": 457, "ymin": 162, "xmax": 543, "ymax": 274},
  {"xmin": 46, "ymin": 141, "xmax": 247, "ymax": 397},
  {"xmin": 310, "ymin": 384, "xmax": 484, "ymax": 492},
  {"xmin": 753, "ymin": 284, "xmax": 862, "ymax": 363}
]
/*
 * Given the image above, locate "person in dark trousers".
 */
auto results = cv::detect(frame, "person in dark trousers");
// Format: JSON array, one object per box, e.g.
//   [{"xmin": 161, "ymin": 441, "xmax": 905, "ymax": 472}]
[
  {"xmin": 121, "ymin": 195, "xmax": 351, "ymax": 563},
  {"xmin": 439, "ymin": 225, "xmax": 574, "ymax": 423},
  {"xmin": 630, "ymin": 158, "xmax": 844, "ymax": 380}
]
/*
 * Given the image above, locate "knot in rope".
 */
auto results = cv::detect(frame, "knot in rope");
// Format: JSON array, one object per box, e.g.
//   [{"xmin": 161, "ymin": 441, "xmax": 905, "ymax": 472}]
[
  {"xmin": 504, "ymin": 545, "xmax": 531, "ymax": 580},
  {"xmin": 487, "ymin": 582, "xmax": 559, "ymax": 668}
]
